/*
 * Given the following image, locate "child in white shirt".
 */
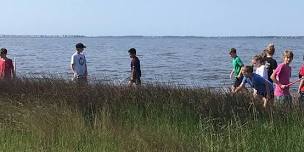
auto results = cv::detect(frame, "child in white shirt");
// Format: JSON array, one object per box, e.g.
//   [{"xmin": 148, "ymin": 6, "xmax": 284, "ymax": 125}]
[{"xmin": 252, "ymin": 55, "xmax": 268, "ymax": 80}]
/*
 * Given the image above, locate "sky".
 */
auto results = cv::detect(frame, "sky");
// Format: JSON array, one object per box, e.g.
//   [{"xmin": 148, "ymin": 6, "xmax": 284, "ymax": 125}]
[{"xmin": 0, "ymin": 0, "xmax": 303, "ymax": 36}]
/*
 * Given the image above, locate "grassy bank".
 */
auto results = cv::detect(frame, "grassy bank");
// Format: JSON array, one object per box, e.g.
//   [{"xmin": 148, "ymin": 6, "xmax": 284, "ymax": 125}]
[{"xmin": 1, "ymin": 77, "xmax": 304, "ymax": 151}]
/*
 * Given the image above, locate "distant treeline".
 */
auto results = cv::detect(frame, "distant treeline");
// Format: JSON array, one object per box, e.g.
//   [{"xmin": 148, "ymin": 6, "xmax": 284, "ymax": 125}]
[
  {"xmin": 0, "ymin": 35, "xmax": 86, "ymax": 38},
  {"xmin": 0, "ymin": 35, "xmax": 304, "ymax": 38}
]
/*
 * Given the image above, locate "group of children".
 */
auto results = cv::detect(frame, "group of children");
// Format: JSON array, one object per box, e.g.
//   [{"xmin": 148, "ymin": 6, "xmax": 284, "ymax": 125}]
[
  {"xmin": 230, "ymin": 43, "xmax": 304, "ymax": 108},
  {"xmin": 70, "ymin": 43, "xmax": 142, "ymax": 86},
  {"xmin": 1, "ymin": 42, "xmax": 304, "ymax": 107},
  {"xmin": 0, "ymin": 43, "xmax": 142, "ymax": 87}
]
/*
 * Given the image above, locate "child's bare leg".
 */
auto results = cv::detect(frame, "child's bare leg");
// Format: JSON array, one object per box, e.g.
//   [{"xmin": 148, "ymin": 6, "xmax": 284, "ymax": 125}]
[
  {"xmin": 231, "ymin": 85, "xmax": 235, "ymax": 92},
  {"xmin": 253, "ymin": 94, "xmax": 265, "ymax": 108},
  {"xmin": 128, "ymin": 80, "xmax": 134, "ymax": 87},
  {"xmin": 253, "ymin": 89, "xmax": 257, "ymax": 96},
  {"xmin": 262, "ymin": 97, "xmax": 267, "ymax": 108}
]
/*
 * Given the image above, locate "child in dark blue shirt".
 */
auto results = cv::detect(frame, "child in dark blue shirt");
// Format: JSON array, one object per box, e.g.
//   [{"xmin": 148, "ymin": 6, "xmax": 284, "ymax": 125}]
[
  {"xmin": 233, "ymin": 65, "xmax": 274, "ymax": 108},
  {"xmin": 128, "ymin": 48, "xmax": 141, "ymax": 86}
]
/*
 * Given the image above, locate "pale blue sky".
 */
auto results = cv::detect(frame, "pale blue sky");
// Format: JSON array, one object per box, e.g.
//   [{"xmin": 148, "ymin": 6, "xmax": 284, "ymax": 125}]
[{"xmin": 1, "ymin": 0, "xmax": 303, "ymax": 36}]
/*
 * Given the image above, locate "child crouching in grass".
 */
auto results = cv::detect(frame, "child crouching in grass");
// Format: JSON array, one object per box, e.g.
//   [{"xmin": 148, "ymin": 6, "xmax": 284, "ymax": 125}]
[{"xmin": 233, "ymin": 66, "xmax": 274, "ymax": 108}]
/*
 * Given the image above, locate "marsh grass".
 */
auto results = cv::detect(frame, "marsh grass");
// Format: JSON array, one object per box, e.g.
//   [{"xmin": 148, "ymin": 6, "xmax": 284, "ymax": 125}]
[{"xmin": 1, "ymin": 76, "xmax": 304, "ymax": 151}]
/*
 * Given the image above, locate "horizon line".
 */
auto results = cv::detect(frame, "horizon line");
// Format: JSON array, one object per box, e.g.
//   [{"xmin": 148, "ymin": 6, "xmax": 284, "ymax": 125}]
[{"xmin": 0, "ymin": 34, "xmax": 304, "ymax": 38}]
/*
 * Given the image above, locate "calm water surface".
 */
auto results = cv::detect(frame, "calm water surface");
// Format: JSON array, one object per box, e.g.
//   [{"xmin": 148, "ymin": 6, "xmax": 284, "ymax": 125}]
[{"xmin": 0, "ymin": 36, "xmax": 303, "ymax": 88}]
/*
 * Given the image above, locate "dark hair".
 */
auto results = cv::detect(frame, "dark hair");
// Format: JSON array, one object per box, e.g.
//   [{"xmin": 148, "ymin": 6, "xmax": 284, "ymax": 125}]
[
  {"xmin": 128, "ymin": 48, "xmax": 136, "ymax": 54},
  {"xmin": 229, "ymin": 48, "xmax": 237, "ymax": 54},
  {"xmin": 261, "ymin": 49, "xmax": 267, "ymax": 58},
  {"xmin": 0, "ymin": 48, "xmax": 7, "ymax": 54},
  {"xmin": 75, "ymin": 43, "xmax": 86, "ymax": 49},
  {"xmin": 252, "ymin": 54, "xmax": 266, "ymax": 65},
  {"xmin": 243, "ymin": 65, "xmax": 254, "ymax": 73}
]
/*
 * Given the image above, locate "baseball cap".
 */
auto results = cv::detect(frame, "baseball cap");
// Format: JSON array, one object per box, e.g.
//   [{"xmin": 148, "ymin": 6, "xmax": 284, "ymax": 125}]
[
  {"xmin": 75, "ymin": 43, "xmax": 86, "ymax": 49},
  {"xmin": 229, "ymin": 48, "xmax": 236, "ymax": 54}
]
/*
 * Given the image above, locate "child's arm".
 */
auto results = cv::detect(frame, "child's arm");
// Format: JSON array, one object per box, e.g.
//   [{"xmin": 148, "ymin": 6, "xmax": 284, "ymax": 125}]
[
  {"xmin": 233, "ymin": 76, "xmax": 246, "ymax": 93},
  {"xmin": 237, "ymin": 66, "xmax": 244, "ymax": 79},
  {"xmin": 130, "ymin": 58, "xmax": 139, "ymax": 81},
  {"xmin": 298, "ymin": 77, "xmax": 304, "ymax": 93},
  {"xmin": 233, "ymin": 82, "xmax": 245, "ymax": 93},
  {"xmin": 70, "ymin": 64, "xmax": 75, "ymax": 73},
  {"xmin": 271, "ymin": 69, "xmax": 286, "ymax": 89},
  {"xmin": 12, "ymin": 64, "xmax": 16, "ymax": 78},
  {"xmin": 230, "ymin": 69, "xmax": 234, "ymax": 79},
  {"xmin": 84, "ymin": 60, "xmax": 88, "ymax": 77},
  {"xmin": 70, "ymin": 55, "xmax": 76, "ymax": 74},
  {"xmin": 131, "ymin": 66, "xmax": 136, "ymax": 80},
  {"xmin": 270, "ymin": 72, "xmax": 279, "ymax": 84},
  {"xmin": 236, "ymin": 59, "xmax": 244, "ymax": 79},
  {"xmin": 9, "ymin": 59, "xmax": 16, "ymax": 78}
]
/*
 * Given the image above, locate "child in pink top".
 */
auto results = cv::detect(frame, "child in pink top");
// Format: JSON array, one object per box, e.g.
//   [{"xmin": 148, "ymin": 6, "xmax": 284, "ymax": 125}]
[
  {"xmin": 298, "ymin": 56, "xmax": 304, "ymax": 103},
  {"xmin": 0, "ymin": 48, "xmax": 15, "ymax": 80},
  {"xmin": 271, "ymin": 50, "xmax": 293, "ymax": 106}
]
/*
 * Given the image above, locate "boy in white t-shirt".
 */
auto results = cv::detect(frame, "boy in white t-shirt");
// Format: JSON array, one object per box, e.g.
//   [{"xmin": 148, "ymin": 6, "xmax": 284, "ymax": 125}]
[{"xmin": 70, "ymin": 43, "xmax": 88, "ymax": 82}]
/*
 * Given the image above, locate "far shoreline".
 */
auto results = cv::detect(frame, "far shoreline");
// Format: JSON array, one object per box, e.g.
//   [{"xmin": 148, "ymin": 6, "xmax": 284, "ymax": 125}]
[{"xmin": 1, "ymin": 35, "xmax": 304, "ymax": 39}]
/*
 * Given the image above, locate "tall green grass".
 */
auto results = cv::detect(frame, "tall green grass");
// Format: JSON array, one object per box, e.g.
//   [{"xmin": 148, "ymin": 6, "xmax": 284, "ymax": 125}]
[{"xmin": 1, "ymin": 77, "xmax": 304, "ymax": 151}]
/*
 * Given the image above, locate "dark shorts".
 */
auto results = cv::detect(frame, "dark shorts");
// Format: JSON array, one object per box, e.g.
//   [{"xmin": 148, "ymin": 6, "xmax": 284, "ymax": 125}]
[
  {"xmin": 257, "ymin": 91, "xmax": 274, "ymax": 98},
  {"xmin": 233, "ymin": 76, "xmax": 243, "ymax": 88}
]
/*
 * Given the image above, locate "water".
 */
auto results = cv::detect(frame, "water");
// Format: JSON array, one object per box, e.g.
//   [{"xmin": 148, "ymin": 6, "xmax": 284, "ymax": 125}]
[{"xmin": 0, "ymin": 36, "xmax": 303, "ymax": 88}]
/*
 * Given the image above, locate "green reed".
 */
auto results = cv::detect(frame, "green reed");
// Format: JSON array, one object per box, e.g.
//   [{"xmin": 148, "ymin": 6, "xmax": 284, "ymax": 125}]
[{"xmin": 1, "ymin": 77, "xmax": 304, "ymax": 151}]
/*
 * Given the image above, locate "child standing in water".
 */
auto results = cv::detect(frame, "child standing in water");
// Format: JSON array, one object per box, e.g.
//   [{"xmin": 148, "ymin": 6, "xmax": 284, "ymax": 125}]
[
  {"xmin": 271, "ymin": 50, "xmax": 293, "ymax": 108},
  {"xmin": 298, "ymin": 55, "xmax": 304, "ymax": 104},
  {"xmin": 128, "ymin": 48, "xmax": 141, "ymax": 86},
  {"xmin": 229, "ymin": 48, "xmax": 244, "ymax": 91},
  {"xmin": 0, "ymin": 48, "xmax": 15, "ymax": 80},
  {"xmin": 264, "ymin": 43, "xmax": 277, "ymax": 83},
  {"xmin": 71, "ymin": 43, "xmax": 88, "ymax": 83}
]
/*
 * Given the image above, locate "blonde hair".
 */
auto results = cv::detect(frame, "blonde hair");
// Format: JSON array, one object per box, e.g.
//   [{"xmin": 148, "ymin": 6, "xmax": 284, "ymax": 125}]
[
  {"xmin": 283, "ymin": 50, "xmax": 294, "ymax": 59},
  {"xmin": 266, "ymin": 43, "xmax": 275, "ymax": 55}
]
